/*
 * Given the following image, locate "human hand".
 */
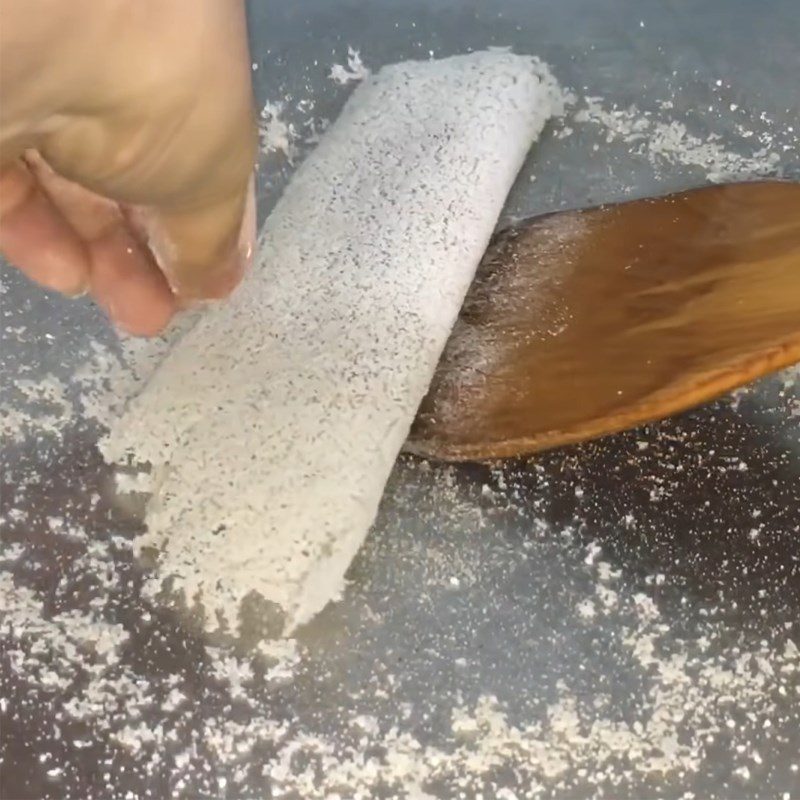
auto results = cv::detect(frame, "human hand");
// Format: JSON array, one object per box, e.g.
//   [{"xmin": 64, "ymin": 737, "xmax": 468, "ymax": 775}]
[{"xmin": 0, "ymin": 0, "xmax": 257, "ymax": 336}]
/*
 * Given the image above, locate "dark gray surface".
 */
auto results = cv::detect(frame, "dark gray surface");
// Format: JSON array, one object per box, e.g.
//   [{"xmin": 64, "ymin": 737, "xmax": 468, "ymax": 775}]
[{"xmin": 2, "ymin": 1, "xmax": 799, "ymax": 798}]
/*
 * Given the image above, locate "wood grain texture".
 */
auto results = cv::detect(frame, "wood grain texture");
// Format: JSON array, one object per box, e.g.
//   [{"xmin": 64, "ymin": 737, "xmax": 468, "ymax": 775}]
[{"xmin": 409, "ymin": 181, "xmax": 800, "ymax": 461}]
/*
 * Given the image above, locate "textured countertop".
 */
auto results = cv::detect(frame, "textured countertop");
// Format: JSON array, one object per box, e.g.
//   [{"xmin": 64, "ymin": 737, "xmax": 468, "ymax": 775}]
[{"xmin": 1, "ymin": 1, "xmax": 799, "ymax": 798}]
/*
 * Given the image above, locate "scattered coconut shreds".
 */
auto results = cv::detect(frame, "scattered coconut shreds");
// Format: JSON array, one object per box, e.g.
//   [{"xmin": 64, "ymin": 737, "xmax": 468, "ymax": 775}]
[
  {"xmin": 329, "ymin": 46, "xmax": 370, "ymax": 85},
  {"xmin": 259, "ymin": 44, "xmax": 371, "ymax": 164},
  {"xmin": 2, "ymin": 495, "xmax": 798, "ymax": 799},
  {"xmin": 2, "ymin": 51, "xmax": 799, "ymax": 799},
  {"xmin": 258, "ymin": 98, "xmax": 332, "ymax": 164},
  {"xmin": 0, "ymin": 375, "xmax": 72, "ymax": 442},
  {"xmin": 258, "ymin": 100, "xmax": 299, "ymax": 161},
  {"xmin": 570, "ymin": 95, "xmax": 785, "ymax": 181}
]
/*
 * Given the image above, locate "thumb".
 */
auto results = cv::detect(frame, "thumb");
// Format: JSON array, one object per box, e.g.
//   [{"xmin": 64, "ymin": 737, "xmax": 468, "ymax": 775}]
[{"xmin": 136, "ymin": 171, "xmax": 257, "ymax": 302}]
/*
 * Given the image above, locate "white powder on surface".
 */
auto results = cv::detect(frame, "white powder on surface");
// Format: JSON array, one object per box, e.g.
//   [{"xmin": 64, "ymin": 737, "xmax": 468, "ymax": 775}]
[
  {"xmin": 572, "ymin": 96, "xmax": 784, "ymax": 181},
  {"xmin": 0, "ymin": 375, "xmax": 72, "ymax": 442},
  {"xmin": 9, "ymin": 507, "xmax": 796, "ymax": 799},
  {"xmin": 258, "ymin": 100, "xmax": 299, "ymax": 161},
  {"xmin": 0, "ymin": 330, "xmax": 185, "ymax": 446},
  {"xmin": 102, "ymin": 52, "xmax": 565, "ymax": 636},
  {"xmin": 1, "ymin": 547, "xmax": 300, "ymax": 783},
  {"xmin": 258, "ymin": 94, "xmax": 330, "ymax": 169},
  {"xmin": 329, "ymin": 46, "xmax": 370, "ymax": 84}
]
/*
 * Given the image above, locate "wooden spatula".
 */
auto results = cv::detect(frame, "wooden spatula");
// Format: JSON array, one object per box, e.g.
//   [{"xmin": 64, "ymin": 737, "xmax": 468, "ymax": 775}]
[{"xmin": 408, "ymin": 181, "xmax": 800, "ymax": 461}]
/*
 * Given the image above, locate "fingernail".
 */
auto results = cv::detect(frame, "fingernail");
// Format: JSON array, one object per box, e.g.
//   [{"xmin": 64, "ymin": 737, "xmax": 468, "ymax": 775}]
[
  {"xmin": 239, "ymin": 174, "xmax": 257, "ymax": 270},
  {"xmin": 65, "ymin": 283, "xmax": 89, "ymax": 299}
]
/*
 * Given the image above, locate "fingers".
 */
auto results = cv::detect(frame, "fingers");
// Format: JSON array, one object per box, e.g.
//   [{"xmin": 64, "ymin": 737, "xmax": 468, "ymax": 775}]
[
  {"xmin": 138, "ymin": 172, "xmax": 256, "ymax": 302},
  {"xmin": 89, "ymin": 225, "xmax": 177, "ymax": 337},
  {"xmin": 1, "ymin": 140, "xmax": 254, "ymax": 336},
  {"xmin": 0, "ymin": 0, "xmax": 257, "ymax": 335},
  {"xmin": 13, "ymin": 152, "xmax": 177, "ymax": 336},
  {"xmin": 0, "ymin": 159, "xmax": 90, "ymax": 295}
]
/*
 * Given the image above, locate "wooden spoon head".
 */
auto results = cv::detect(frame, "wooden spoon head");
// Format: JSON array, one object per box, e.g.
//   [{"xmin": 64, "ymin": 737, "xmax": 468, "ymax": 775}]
[{"xmin": 409, "ymin": 181, "xmax": 800, "ymax": 461}]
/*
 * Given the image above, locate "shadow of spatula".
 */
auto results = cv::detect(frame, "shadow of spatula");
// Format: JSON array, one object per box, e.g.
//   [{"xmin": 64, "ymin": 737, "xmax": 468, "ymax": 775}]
[{"xmin": 408, "ymin": 181, "xmax": 800, "ymax": 461}]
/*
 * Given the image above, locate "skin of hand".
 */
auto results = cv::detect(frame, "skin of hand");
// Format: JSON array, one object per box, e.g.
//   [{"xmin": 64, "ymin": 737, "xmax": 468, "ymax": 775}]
[{"xmin": 0, "ymin": 0, "xmax": 257, "ymax": 336}]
